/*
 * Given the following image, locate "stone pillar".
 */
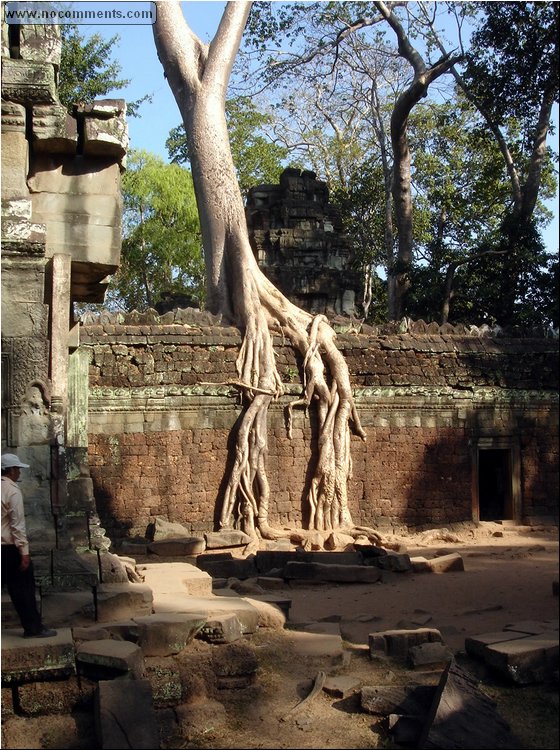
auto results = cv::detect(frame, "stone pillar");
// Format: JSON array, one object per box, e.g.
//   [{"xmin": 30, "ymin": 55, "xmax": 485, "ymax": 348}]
[{"xmin": 50, "ymin": 253, "xmax": 72, "ymax": 423}]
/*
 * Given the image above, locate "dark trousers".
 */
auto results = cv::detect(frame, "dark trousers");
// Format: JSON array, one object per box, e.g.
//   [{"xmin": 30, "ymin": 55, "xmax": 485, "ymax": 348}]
[{"xmin": 1, "ymin": 544, "xmax": 43, "ymax": 635}]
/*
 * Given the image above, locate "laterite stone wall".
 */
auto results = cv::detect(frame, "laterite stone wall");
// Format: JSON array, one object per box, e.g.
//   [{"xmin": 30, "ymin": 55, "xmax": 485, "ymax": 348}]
[{"xmin": 80, "ymin": 313, "xmax": 559, "ymax": 544}]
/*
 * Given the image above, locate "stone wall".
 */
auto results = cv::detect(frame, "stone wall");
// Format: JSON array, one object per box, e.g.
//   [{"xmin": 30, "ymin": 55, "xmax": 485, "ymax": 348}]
[{"xmin": 80, "ymin": 311, "xmax": 559, "ymax": 544}]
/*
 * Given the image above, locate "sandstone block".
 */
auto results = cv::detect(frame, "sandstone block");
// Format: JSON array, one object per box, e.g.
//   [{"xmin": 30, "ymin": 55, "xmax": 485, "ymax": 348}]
[
  {"xmin": 95, "ymin": 679, "xmax": 160, "ymax": 749},
  {"xmin": 134, "ymin": 613, "xmax": 207, "ymax": 656}
]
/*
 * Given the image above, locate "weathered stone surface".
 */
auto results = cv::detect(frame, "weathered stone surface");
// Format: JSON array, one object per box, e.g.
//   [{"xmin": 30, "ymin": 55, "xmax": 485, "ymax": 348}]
[
  {"xmin": 368, "ymin": 551, "xmax": 412, "ymax": 572},
  {"xmin": 242, "ymin": 596, "xmax": 288, "ymax": 628},
  {"xmin": 284, "ymin": 561, "xmax": 382, "ymax": 584},
  {"xmin": 139, "ymin": 562, "xmax": 213, "ymax": 598},
  {"xmin": 197, "ymin": 555, "xmax": 258, "ymax": 580},
  {"xmin": 151, "ymin": 516, "xmax": 193, "ymax": 541},
  {"xmin": 133, "ymin": 613, "xmax": 207, "ymax": 656},
  {"xmin": 464, "ymin": 630, "xmax": 529, "ymax": 660},
  {"xmin": 197, "ymin": 613, "xmax": 244, "ymax": 643},
  {"xmin": 424, "ymin": 553, "xmax": 465, "ymax": 574},
  {"xmin": 94, "ymin": 583, "xmax": 153, "ymax": 622},
  {"xmin": 149, "ymin": 594, "xmax": 260, "ymax": 635},
  {"xmin": 481, "ymin": 632, "xmax": 559, "ymax": 684},
  {"xmin": 1, "ymin": 59, "xmax": 58, "ymax": 104},
  {"xmin": 32, "ymin": 104, "xmax": 77, "ymax": 153},
  {"xmin": 144, "ymin": 657, "xmax": 183, "ymax": 708},
  {"xmin": 0, "ymin": 628, "xmax": 75, "ymax": 684},
  {"xmin": 418, "ymin": 661, "xmax": 524, "ymax": 749},
  {"xmin": 323, "ymin": 675, "xmax": 362, "ymax": 698},
  {"xmin": 76, "ymin": 639, "xmax": 145, "ymax": 680},
  {"xmin": 95, "ymin": 679, "xmax": 160, "ymax": 749}
]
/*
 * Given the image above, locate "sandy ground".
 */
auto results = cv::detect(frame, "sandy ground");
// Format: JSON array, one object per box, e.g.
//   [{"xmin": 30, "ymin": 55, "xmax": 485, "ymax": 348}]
[{"xmin": 2, "ymin": 521, "xmax": 558, "ymax": 750}]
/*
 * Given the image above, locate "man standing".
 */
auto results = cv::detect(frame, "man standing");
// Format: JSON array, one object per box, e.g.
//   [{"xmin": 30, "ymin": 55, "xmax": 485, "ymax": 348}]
[{"xmin": 1, "ymin": 452, "xmax": 57, "ymax": 638}]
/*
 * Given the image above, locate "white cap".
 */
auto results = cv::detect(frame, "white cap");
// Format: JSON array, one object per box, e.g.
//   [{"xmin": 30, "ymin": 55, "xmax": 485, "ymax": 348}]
[{"xmin": 1, "ymin": 453, "xmax": 30, "ymax": 470}]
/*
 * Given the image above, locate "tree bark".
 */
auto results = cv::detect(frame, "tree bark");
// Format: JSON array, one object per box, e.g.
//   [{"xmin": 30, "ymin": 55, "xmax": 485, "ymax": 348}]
[{"xmin": 153, "ymin": 0, "xmax": 366, "ymax": 538}]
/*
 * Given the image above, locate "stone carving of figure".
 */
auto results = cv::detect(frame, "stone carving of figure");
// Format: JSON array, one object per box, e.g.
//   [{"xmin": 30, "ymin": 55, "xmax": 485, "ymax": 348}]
[{"xmin": 18, "ymin": 382, "xmax": 50, "ymax": 445}]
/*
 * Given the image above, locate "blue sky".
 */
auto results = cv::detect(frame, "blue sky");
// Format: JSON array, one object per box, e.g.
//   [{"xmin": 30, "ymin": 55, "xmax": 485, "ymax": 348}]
[{"xmin": 84, "ymin": 0, "xmax": 558, "ymax": 255}]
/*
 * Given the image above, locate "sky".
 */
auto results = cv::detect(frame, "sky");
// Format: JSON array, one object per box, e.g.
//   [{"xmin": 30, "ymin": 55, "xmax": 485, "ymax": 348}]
[{"xmin": 81, "ymin": 0, "xmax": 558, "ymax": 255}]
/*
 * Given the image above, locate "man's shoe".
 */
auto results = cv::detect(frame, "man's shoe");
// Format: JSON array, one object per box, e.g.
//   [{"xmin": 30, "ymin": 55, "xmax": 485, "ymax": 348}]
[{"xmin": 23, "ymin": 628, "xmax": 57, "ymax": 638}]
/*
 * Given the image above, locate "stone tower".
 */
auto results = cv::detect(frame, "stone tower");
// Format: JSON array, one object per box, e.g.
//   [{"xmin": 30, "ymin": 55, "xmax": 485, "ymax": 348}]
[{"xmin": 1, "ymin": 10, "xmax": 127, "ymax": 585}]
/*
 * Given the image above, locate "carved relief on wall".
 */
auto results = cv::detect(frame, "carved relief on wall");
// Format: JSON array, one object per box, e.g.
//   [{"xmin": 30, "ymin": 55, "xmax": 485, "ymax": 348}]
[{"xmin": 18, "ymin": 379, "xmax": 51, "ymax": 445}]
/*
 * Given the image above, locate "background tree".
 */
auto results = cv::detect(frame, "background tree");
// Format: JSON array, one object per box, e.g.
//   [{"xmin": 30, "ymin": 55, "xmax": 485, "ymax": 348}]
[
  {"xmin": 153, "ymin": 0, "xmax": 368, "ymax": 540},
  {"xmin": 106, "ymin": 150, "xmax": 204, "ymax": 312},
  {"xmin": 166, "ymin": 96, "xmax": 289, "ymax": 196}
]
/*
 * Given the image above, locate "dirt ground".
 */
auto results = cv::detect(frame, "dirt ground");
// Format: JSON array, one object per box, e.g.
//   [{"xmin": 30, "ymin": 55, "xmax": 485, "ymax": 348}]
[{"xmin": 2, "ymin": 521, "xmax": 558, "ymax": 749}]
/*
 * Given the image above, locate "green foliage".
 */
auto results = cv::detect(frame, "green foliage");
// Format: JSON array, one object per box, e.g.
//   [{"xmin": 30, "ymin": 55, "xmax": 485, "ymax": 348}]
[
  {"xmin": 107, "ymin": 150, "xmax": 204, "ymax": 312},
  {"xmin": 166, "ymin": 97, "xmax": 288, "ymax": 195},
  {"xmin": 58, "ymin": 25, "xmax": 151, "ymax": 116},
  {"xmin": 58, "ymin": 25, "xmax": 129, "ymax": 110}
]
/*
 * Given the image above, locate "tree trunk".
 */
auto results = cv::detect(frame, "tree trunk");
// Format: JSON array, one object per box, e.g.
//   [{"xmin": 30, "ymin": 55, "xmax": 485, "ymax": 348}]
[{"xmin": 153, "ymin": 1, "xmax": 366, "ymax": 538}]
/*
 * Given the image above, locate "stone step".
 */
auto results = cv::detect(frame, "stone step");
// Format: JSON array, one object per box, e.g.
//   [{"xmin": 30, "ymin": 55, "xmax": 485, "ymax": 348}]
[{"xmin": 1, "ymin": 627, "xmax": 75, "ymax": 684}]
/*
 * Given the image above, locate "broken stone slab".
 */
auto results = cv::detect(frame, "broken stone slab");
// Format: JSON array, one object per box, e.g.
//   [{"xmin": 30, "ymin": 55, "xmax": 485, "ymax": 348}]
[
  {"xmin": 76, "ymin": 639, "xmax": 145, "ymax": 680},
  {"xmin": 147, "ymin": 538, "xmax": 206, "ymax": 556},
  {"xmin": 197, "ymin": 613, "xmax": 244, "ymax": 644},
  {"xmin": 0, "ymin": 628, "xmax": 75, "ymax": 685},
  {"xmin": 410, "ymin": 553, "xmax": 465, "ymax": 574},
  {"xmin": 361, "ymin": 684, "xmax": 436, "ymax": 715},
  {"xmin": 133, "ymin": 613, "xmax": 207, "ymax": 656},
  {"xmin": 283, "ymin": 561, "xmax": 382, "ymax": 584},
  {"xmin": 417, "ymin": 660, "xmax": 524, "ymax": 749},
  {"xmin": 204, "ymin": 530, "xmax": 253, "ymax": 548},
  {"xmin": 369, "ymin": 628, "xmax": 443, "ymax": 661},
  {"xmin": 407, "ymin": 642, "xmax": 454, "ymax": 670},
  {"xmin": 323, "ymin": 531, "xmax": 356, "ymax": 550},
  {"xmin": 32, "ymin": 104, "xmax": 78, "ymax": 153},
  {"xmin": 480, "ymin": 632, "xmax": 559, "ymax": 685},
  {"xmin": 287, "ymin": 630, "xmax": 344, "ymax": 661},
  {"xmin": 95, "ymin": 679, "xmax": 160, "ymax": 749},
  {"xmin": 503, "ymin": 619, "xmax": 559, "ymax": 635},
  {"xmin": 139, "ymin": 562, "xmax": 213, "ymax": 598},
  {"xmin": 256, "ymin": 575, "xmax": 287, "ymax": 590}
]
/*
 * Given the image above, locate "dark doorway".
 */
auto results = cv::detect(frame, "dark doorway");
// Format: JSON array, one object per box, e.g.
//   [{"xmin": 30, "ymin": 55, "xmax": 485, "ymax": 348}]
[{"xmin": 478, "ymin": 449, "xmax": 512, "ymax": 521}]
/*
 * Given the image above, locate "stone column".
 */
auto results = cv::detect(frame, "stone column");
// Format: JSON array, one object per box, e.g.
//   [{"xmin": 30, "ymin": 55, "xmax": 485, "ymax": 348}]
[{"xmin": 50, "ymin": 253, "xmax": 72, "ymax": 423}]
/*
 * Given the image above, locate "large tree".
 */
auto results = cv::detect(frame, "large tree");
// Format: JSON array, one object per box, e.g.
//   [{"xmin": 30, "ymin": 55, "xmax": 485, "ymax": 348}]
[{"xmin": 152, "ymin": 1, "xmax": 367, "ymax": 539}]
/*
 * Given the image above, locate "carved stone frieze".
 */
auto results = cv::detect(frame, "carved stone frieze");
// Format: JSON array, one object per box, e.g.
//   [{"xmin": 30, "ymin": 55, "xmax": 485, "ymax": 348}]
[
  {"xmin": 32, "ymin": 103, "xmax": 78, "ymax": 154},
  {"xmin": 1, "ymin": 58, "xmax": 58, "ymax": 104}
]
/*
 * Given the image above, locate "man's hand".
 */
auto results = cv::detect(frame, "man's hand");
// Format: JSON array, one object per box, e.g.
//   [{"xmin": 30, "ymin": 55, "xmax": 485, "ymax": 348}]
[{"xmin": 19, "ymin": 554, "xmax": 31, "ymax": 572}]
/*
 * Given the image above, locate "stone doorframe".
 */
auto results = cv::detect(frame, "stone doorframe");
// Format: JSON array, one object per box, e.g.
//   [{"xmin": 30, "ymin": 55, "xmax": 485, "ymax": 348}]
[{"xmin": 470, "ymin": 435, "xmax": 522, "ymax": 524}]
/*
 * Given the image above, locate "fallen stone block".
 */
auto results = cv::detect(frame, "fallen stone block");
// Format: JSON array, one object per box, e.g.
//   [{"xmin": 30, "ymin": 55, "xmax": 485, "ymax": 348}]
[
  {"xmin": 144, "ymin": 657, "xmax": 183, "ymax": 708},
  {"xmin": 417, "ymin": 660, "xmax": 523, "ymax": 749},
  {"xmin": 284, "ymin": 561, "xmax": 382, "ymax": 584},
  {"xmin": 367, "ymin": 551, "xmax": 412, "ymax": 572},
  {"xmin": 147, "ymin": 538, "xmax": 206, "ymax": 556},
  {"xmin": 204, "ymin": 530, "xmax": 253, "ymax": 548},
  {"xmin": 95, "ymin": 679, "xmax": 160, "ymax": 749},
  {"xmin": 197, "ymin": 613, "xmax": 244, "ymax": 643},
  {"xmin": 424, "ymin": 553, "xmax": 464, "ymax": 574},
  {"xmin": 1, "ymin": 628, "xmax": 75, "ymax": 684},
  {"xmin": 407, "ymin": 642, "xmax": 453, "ymax": 670},
  {"xmin": 242, "ymin": 596, "xmax": 288, "ymax": 629},
  {"xmin": 465, "ymin": 630, "xmax": 529, "ymax": 660},
  {"xmin": 255, "ymin": 549, "xmax": 362, "ymax": 575},
  {"xmin": 369, "ymin": 628, "xmax": 443, "ymax": 661},
  {"xmin": 150, "ymin": 595, "xmax": 260, "ymax": 634},
  {"xmin": 133, "ymin": 613, "xmax": 207, "ymax": 656},
  {"xmin": 361, "ymin": 684, "xmax": 435, "ymax": 716},
  {"xmin": 482, "ymin": 632, "xmax": 559, "ymax": 685},
  {"xmin": 244, "ymin": 593, "xmax": 291, "ymax": 619},
  {"xmin": 257, "ymin": 576, "xmax": 287, "ymax": 590},
  {"xmin": 94, "ymin": 582, "xmax": 153, "ymax": 622},
  {"xmin": 76, "ymin": 639, "xmax": 145, "ymax": 680},
  {"xmin": 139, "ymin": 562, "xmax": 213, "ymax": 598}
]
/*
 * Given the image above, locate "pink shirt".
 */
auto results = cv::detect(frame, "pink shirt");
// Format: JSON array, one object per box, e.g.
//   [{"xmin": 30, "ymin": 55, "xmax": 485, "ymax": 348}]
[{"xmin": 1, "ymin": 475, "xmax": 30, "ymax": 555}]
